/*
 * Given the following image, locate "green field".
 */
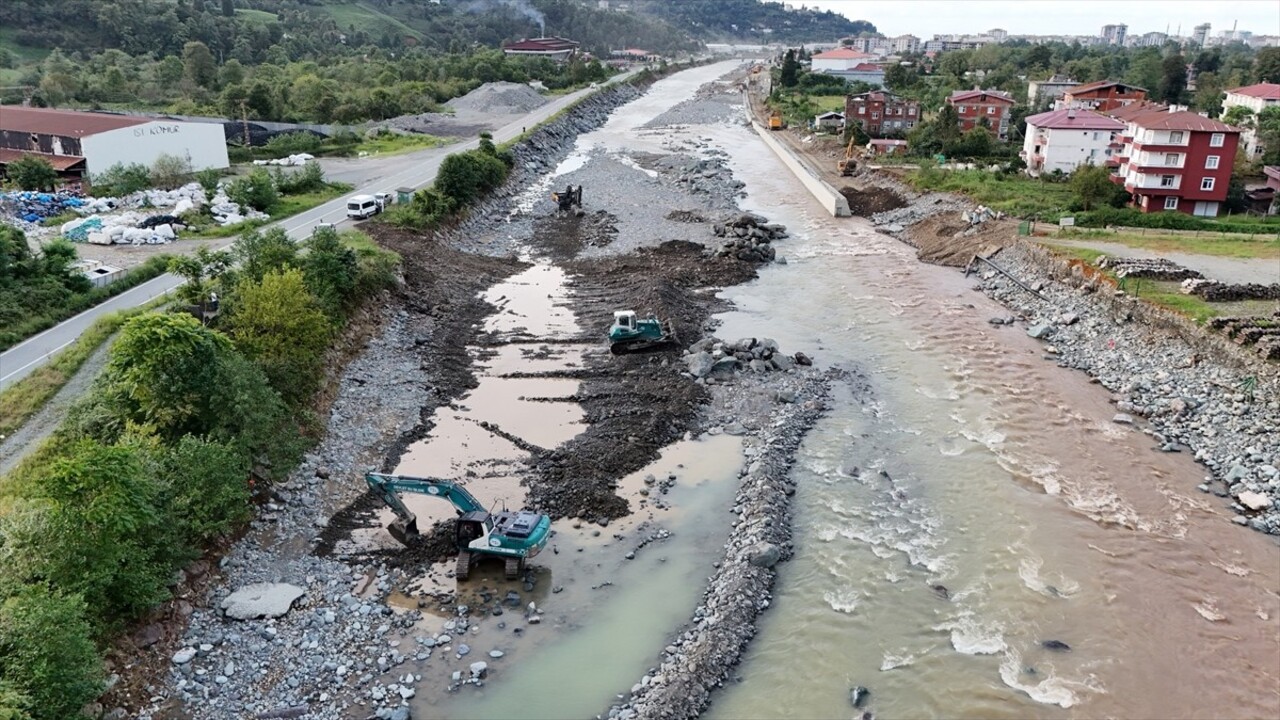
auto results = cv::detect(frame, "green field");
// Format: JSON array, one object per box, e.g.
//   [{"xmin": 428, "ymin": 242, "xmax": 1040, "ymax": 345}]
[
  {"xmin": 234, "ymin": 8, "xmax": 280, "ymax": 27},
  {"xmin": 904, "ymin": 168, "xmax": 1078, "ymax": 217},
  {"xmin": 322, "ymin": 2, "xmax": 424, "ymax": 40},
  {"xmin": 1056, "ymin": 229, "xmax": 1280, "ymax": 259},
  {"xmin": 0, "ymin": 27, "xmax": 50, "ymax": 64}
]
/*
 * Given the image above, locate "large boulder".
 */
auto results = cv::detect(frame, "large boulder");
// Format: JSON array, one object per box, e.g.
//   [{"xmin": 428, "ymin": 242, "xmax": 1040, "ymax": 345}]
[
  {"xmin": 221, "ymin": 583, "xmax": 306, "ymax": 620},
  {"xmin": 685, "ymin": 352, "xmax": 715, "ymax": 378},
  {"xmin": 747, "ymin": 542, "xmax": 782, "ymax": 568}
]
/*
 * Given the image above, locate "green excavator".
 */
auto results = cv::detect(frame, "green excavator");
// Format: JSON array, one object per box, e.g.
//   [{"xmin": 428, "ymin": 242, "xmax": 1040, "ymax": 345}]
[
  {"xmin": 365, "ymin": 472, "xmax": 552, "ymax": 580},
  {"xmin": 608, "ymin": 310, "xmax": 679, "ymax": 355}
]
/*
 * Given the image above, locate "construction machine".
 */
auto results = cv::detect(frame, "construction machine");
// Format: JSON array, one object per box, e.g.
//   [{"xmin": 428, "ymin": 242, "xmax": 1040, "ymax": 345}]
[
  {"xmin": 768, "ymin": 109, "xmax": 785, "ymax": 131},
  {"xmin": 837, "ymin": 134, "xmax": 859, "ymax": 176},
  {"xmin": 365, "ymin": 473, "xmax": 551, "ymax": 580},
  {"xmin": 608, "ymin": 310, "xmax": 679, "ymax": 355},
  {"xmin": 551, "ymin": 184, "xmax": 583, "ymax": 215}
]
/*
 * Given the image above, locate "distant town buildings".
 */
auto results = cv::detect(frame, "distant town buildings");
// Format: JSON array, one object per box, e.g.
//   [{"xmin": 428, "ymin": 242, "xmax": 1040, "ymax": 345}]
[
  {"xmin": 1222, "ymin": 83, "xmax": 1280, "ymax": 160},
  {"xmin": 1101, "ymin": 24, "xmax": 1128, "ymax": 46},
  {"xmin": 1108, "ymin": 104, "xmax": 1240, "ymax": 216},
  {"xmin": 946, "ymin": 89, "xmax": 1015, "ymax": 140},
  {"xmin": 845, "ymin": 91, "xmax": 921, "ymax": 137},
  {"xmin": 1022, "ymin": 107, "xmax": 1125, "ymax": 177},
  {"xmin": 810, "ymin": 47, "xmax": 877, "ymax": 73},
  {"xmin": 1191, "ymin": 23, "xmax": 1211, "ymax": 46}
]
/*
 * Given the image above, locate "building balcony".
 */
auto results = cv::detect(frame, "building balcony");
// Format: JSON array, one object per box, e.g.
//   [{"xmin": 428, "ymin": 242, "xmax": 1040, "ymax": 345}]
[
  {"xmin": 1131, "ymin": 163, "xmax": 1185, "ymax": 174},
  {"xmin": 1131, "ymin": 139, "xmax": 1190, "ymax": 150}
]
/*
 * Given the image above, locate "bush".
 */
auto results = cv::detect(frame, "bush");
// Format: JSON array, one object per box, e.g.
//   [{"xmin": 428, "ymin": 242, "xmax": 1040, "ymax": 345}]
[
  {"xmin": 264, "ymin": 131, "xmax": 322, "ymax": 155},
  {"xmin": 150, "ymin": 152, "xmax": 192, "ymax": 190},
  {"xmin": 0, "ymin": 589, "xmax": 103, "ymax": 720},
  {"xmin": 271, "ymin": 161, "xmax": 326, "ymax": 195},
  {"xmin": 227, "ymin": 168, "xmax": 279, "ymax": 212},
  {"xmin": 152, "ymin": 435, "xmax": 252, "ymax": 543},
  {"xmin": 194, "ymin": 167, "xmax": 221, "ymax": 202},
  {"xmin": 435, "ymin": 147, "xmax": 508, "ymax": 206},
  {"xmin": 234, "ymin": 226, "xmax": 299, "ymax": 284},
  {"xmin": 90, "ymin": 162, "xmax": 152, "ymax": 196},
  {"xmin": 302, "ymin": 226, "xmax": 358, "ymax": 317}
]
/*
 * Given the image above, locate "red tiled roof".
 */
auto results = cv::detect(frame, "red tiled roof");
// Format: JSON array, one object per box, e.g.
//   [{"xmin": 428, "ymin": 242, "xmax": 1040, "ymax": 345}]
[
  {"xmin": 502, "ymin": 36, "xmax": 579, "ymax": 52},
  {"xmin": 1065, "ymin": 79, "xmax": 1147, "ymax": 96},
  {"xmin": 812, "ymin": 48, "xmax": 875, "ymax": 59},
  {"xmin": 1226, "ymin": 83, "xmax": 1280, "ymax": 100},
  {"xmin": 1264, "ymin": 166, "xmax": 1280, "ymax": 181},
  {"xmin": 849, "ymin": 63, "xmax": 883, "ymax": 72},
  {"xmin": 1025, "ymin": 108, "xmax": 1125, "ymax": 130},
  {"xmin": 948, "ymin": 89, "xmax": 1014, "ymax": 104},
  {"xmin": 0, "ymin": 106, "xmax": 148, "ymax": 137},
  {"xmin": 0, "ymin": 148, "xmax": 86, "ymax": 171},
  {"xmin": 1136, "ymin": 110, "xmax": 1239, "ymax": 133},
  {"xmin": 1104, "ymin": 101, "xmax": 1168, "ymax": 122}
]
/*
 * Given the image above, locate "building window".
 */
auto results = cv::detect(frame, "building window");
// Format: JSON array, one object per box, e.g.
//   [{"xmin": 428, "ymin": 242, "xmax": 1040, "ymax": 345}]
[
  {"xmin": 958, "ymin": 105, "xmax": 967, "ymax": 114},
  {"xmin": 908, "ymin": 107, "xmax": 916, "ymax": 116},
  {"xmin": 987, "ymin": 106, "xmax": 996, "ymax": 114},
  {"xmin": 1205, "ymin": 155, "xmax": 1219, "ymax": 169},
  {"xmin": 871, "ymin": 111, "xmax": 880, "ymax": 119},
  {"xmin": 1169, "ymin": 131, "xmax": 1184, "ymax": 143},
  {"xmin": 1209, "ymin": 133, "xmax": 1224, "ymax": 147},
  {"xmin": 1164, "ymin": 196, "xmax": 1179, "ymax": 210},
  {"xmin": 1164, "ymin": 153, "xmax": 1179, "ymax": 165},
  {"xmin": 858, "ymin": 106, "xmax": 866, "ymax": 115},
  {"xmin": 1200, "ymin": 177, "xmax": 1215, "ymax": 191},
  {"xmin": 1160, "ymin": 174, "xmax": 1176, "ymax": 187}
]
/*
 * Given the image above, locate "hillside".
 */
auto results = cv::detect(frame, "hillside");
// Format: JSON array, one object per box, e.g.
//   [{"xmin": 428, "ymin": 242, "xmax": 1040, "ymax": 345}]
[{"xmin": 632, "ymin": 0, "xmax": 875, "ymax": 43}]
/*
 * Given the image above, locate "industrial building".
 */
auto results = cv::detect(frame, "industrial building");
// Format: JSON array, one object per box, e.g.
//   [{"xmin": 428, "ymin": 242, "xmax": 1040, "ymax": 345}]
[{"xmin": 0, "ymin": 106, "xmax": 229, "ymax": 180}]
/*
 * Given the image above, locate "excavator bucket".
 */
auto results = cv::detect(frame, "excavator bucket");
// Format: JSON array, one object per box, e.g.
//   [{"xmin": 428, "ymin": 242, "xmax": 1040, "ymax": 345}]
[{"xmin": 388, "ymin": 514, "xmax": 419, "ymax": 545}]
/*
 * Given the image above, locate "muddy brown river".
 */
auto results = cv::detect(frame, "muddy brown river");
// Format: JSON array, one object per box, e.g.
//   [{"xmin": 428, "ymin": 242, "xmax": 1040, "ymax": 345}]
[{"xmin": 382, "ymin": 62, "xmax": 1279, "ymax": 719}]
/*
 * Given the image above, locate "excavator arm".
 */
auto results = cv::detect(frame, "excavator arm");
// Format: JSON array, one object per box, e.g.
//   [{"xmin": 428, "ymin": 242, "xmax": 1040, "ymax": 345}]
[{"xmin": 364, "ymin": 473, "xmax": 487, "ymax": 544}]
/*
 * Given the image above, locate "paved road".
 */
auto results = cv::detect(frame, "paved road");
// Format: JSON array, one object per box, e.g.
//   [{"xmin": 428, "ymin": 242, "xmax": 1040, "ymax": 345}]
[{"xmin": 0, "ymin": 77, "xmax": 629, "ymax": 390}]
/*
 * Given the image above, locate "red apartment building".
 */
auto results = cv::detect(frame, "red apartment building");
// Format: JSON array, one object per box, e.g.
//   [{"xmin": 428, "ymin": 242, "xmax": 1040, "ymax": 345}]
[
  {"xmin": 1061, "ymin": 80, "xmax": 1147, "ymax": 113},
  {"xmin": 1108, "ymin": 104, "xmax": 1240, "ymax": 216},
  {"xmin": 946, "ymin": 89, "xmax": 1015, "ymax": 140},
  {"xmin": 844, "ymin": 91, "xmax": 921, "ymax": 136}
]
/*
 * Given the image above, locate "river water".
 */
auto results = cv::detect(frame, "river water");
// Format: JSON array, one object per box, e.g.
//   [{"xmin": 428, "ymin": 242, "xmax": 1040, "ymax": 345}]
[
  {"xmin": 389, "ymin": 61, "xmax": 1279, "ymax": 719},
  {"xmin": 702, "ymin": 124, "xmax": 1280, "ymax": 719}
]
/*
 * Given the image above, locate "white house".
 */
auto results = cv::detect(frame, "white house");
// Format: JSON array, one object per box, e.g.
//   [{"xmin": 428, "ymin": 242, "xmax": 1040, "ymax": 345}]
[
  {"xmin": 810, "ymin": 47, "xmax": 878, "ymax": 73},
  {"xmin": 1021, "ymin": 108, "xmax": 1124, "ymax": 177},
  {"xmin": 1222, "ymin": 83, "xmax": 1280, "ymax": 159}
]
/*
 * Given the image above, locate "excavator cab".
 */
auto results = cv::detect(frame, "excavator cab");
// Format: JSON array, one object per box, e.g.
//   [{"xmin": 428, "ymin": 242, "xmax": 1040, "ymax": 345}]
[
  {"xmin": 456, "ymin": 511, "xmax": 489, "ymax": 548},
  {"xmin": 552, "ymin": 184, "xmax": 583, "ymax": 214}
]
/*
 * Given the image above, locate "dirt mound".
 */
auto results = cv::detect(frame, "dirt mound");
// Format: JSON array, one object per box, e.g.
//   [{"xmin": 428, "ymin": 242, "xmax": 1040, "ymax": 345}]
[
  {"xmin": 840, "ymin": 185, "xmax": 907, "ymax": 216},
  {"xmin": 531, "ymin": 210, "xmax": 619, "ymax": 261},
  {"xmin": 905, "ymin": 211, "xmax": 1018, "ymax": 267},
  {"xmin": 445, "ymin": 81, "xmax": 548, "ymax": 114},
  {"xmin": 666, "ymin": 209, "xmax": 708, "ymax": 223}
]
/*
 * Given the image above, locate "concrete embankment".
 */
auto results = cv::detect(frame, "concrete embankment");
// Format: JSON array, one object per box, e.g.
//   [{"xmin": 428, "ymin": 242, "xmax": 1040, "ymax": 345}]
[{"xmin": 748, "ymin": 120, "xmax": 850, "ymax": 218}]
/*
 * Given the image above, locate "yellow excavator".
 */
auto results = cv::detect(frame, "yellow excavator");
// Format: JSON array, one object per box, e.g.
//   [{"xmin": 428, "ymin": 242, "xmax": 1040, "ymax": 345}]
[
  {"xmin": 768, "ymin": 109, "xmax": 785, "ymax": 130},
  {"xmin": 837, "ymin": 133, "xmax": 859, "ymax": 176}
]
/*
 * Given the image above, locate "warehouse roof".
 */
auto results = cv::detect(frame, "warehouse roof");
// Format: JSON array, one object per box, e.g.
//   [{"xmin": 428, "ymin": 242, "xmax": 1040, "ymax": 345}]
[
  {"xmin": 0, "ymin": 148, "xmax": 86, "ymax": 170},
  {"xmin": 0, "ymin": 106, "xmax": 148, "ymax": 137}
]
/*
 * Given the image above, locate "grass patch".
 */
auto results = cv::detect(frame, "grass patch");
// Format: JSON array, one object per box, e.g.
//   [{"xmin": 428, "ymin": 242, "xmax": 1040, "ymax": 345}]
[
  {"xmin": 1056, "ymin": 229, "xmax": 1280, "ymax": 259},
  {"xmin": 904, "ymin": 168, "xmax": 1076, "ymax": 217},
  {"xmin": 0, "ymin": 297, "xmax": 165, "ymax": 439},
  {"xmin": 352, "ymin": 133, "xmax": 446, "ymax": 156},
  {"xmin": 321, "ymin": 2, "xmax": 424, "ymax": 40},
  {"xmin": 183, "ymin": 183, "xmax": 350, "ymax": 239},
  {"xmin": 0, "ymin": 26, "xmax": 50, "ymax": 64},
  {"xmin": 234, "ymin": 8, "xmax": 279, "ymax": 26},
  {"xmin": 39, "ymin": 211, "xmax": 80, "ymax": 228},
  {"xmin": 1041, "ymin": 243, "xmax": 1107, "ymax": 265}
]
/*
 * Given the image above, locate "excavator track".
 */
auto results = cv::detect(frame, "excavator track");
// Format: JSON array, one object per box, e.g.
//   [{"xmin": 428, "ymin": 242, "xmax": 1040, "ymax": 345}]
[
  {"xmin": 504, "ymin": 556, "xmax": 523, "ymax": 580},
  {"xmin": 456, "ymin": 551, "xmax": 472, "ymax": 581}
]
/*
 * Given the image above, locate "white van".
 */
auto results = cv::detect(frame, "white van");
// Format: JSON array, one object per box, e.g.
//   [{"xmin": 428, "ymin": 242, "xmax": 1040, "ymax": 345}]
[{"xmin": 346, "ymin": 194, "xmax": 380, "ymax": 220}]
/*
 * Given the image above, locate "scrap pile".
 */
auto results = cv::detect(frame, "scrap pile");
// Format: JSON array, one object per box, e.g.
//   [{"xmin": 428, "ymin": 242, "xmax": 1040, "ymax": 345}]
[
  {"xmin": 0, "ymin": 191, "xmax": 86, "ymax": 223},
  {"xmin": 1181, "ymin": 278, "xmax": 1280, "ymax": 301},
  {"xmin": 1098, "ymin": 255, "xmax": 1203, "ymax": 281},
  {"xmin": 962, "ymin": 205, "xmax": 1004, "ymax": 225}
]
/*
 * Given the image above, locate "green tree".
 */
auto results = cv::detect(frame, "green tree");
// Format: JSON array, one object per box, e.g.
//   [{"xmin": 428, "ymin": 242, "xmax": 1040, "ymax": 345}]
[
  {"xmin": 195, "ymin": 167, "xmax": 221, "ymax": 202},
  {"xmin": 182, "ymin": 40, "xmax": 217, "ymax": 89},
  {"xmin": 229, "ymin": 268, "xmax": 331, "ymax": 403},
  {"xmin": 1070, "ymin": 164, "xmax": 1122, "ymax": 210},
  {"xmin": 0, "ymin": 589, "xmax": 103, "ymax": 720},
  {"xmin": 222, "ymin": 0, "xmax": 234, "ymax": 18},
  {"xmin": 954, "ymin": 126, "xmax": 993, "ymax": 159},
  {"xmin": 1257, "ymin": 106, "xmax": 1280, "ymax": 164},
  {"xmin": 883, "ymin": 62, "xmax": 915, "ymax": 91},
  {"xmin": 150, "ymin": 152, "xmax": 192, "ymax": 190},
  {"xmin": 235, "ymin": 227, "xmax": 298, "ymax": 283},
  {"xmin": 104, "ymin": 312, "xmax": 233, "ymax": 440},
  {"xmin": 5, "ymin": 156, "xmax": 57, "ymax": 192},
  {"xmin": 91, "ymin": 162, "xmax": 152, "ymax": 196},
  {"xmin": 0, "ymin": 440, "xmax": 174, "ymax": 625},
  {"xmin": 435, "ymin": 149, "xmax": 507, "ymax": 206},
  {"xmin": 934, "ymin": 103, "xmax": 963, "ymax": 145},
  {"xmin": 779, "ymin": 49, "xmax": 799, "ymax": 88},
  {"xmin": 1222, "ymin": 105, "xmax": 1254, "ymax": 128},
  {"xmin": 301, "ymin": 226, "xmax": 357, "ymax": 317},
  {"xmin": 1256, "ymin": 47, "xmax": 1280, "ymax": 84},
  {"xmin": 1156, "ymin": 53, "xmax": 1187, "ymax": 104},
  {"xmin": 152, "ymin": 435, "xmax": 251, "ymax": 542},
  {"xmin": 169, "ymin": 246, "xmax": 231, "ymax": 307}
]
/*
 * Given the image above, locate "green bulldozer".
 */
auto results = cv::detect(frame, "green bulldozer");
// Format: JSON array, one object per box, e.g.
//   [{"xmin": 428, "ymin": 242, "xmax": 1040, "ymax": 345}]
[
  {"xmin": 607, "ymin": 310, "xmax": 679, "ymax": 355},
  {"xmin": 365, "ymin": 472, "xmax": 552, "ymax": 580}
]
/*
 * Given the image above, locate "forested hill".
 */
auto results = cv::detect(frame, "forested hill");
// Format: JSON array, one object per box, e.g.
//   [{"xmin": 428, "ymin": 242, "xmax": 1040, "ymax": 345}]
[
  {"xmin": 0, "ymin": 0, "xmax": 701, "ymax": 60},
  {"xmin": 633, "ymin": 0, "xmax": 875, "ymax": 43}
]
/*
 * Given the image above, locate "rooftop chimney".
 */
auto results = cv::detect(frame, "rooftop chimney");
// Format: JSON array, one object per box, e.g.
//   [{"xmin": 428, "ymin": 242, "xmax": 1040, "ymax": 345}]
[{"xmin": 1067, "ymin": 108, "xmax": 1076, "ymax": 119}]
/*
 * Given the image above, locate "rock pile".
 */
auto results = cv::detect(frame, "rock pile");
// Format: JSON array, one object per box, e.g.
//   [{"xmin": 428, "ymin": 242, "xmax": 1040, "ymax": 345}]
[
  {"xmin": 672, "ymin": 154, "xmax": 746, "ymax": 199},
  {"xmin": 444, "ymin": 81, "xmax": 547, "ymax": 115},
  {"xmin": 1181, "ymin": 278, "xmax": 1280, "ymax": 301},
  {"xmin": 1099, "ymin": 255, "xmax": 1203, "ymax": 281},
  {"xmin": 976, "ymin": 242, "xmax": 1280, "ymax": 535},
  {"xmin": 683, "ymin": 335, "xmax": 811, "ymax": 381},
  {"xmin": 711, "ymin": 213, "xmax": 787, "ymax": 262},
  {"xmin": 1207, "ymin": 314, "xmax": 1280, "ymax": 361}
]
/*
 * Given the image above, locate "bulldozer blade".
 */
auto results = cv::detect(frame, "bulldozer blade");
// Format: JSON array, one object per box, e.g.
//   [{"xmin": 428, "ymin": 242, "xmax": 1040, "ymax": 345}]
[{"xmin": 388, "ymin": 515, "xmax": 419, "ymax": 546}]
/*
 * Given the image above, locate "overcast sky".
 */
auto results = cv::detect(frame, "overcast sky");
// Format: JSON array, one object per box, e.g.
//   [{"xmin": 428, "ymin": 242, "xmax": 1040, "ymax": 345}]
[{"xmin": 801, "ymin": 0, "xmax": 1280, "ymax": 39}]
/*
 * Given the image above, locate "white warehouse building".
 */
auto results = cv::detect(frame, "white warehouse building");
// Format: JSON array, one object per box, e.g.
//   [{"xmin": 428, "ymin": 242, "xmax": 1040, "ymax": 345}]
[
  {"xmin": 0, "ymin": 106, "xmax": 229, "ymax": 179},
  {"xmin": 1021, "ymin": 107, "xmax": 1125, "ymax": 178}
]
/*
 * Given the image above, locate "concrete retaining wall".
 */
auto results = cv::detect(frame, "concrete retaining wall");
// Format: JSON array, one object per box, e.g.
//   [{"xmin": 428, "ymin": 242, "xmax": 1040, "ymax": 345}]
[{"xmin": 750, "ymin": 120, "xmax": 850, "ymax": 217}]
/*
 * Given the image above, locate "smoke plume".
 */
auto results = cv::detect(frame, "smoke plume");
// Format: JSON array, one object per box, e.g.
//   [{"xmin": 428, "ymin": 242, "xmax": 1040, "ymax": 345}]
[{"xmin": 461, "ymin": 0, "xmax": 547, "ymax": 37}]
